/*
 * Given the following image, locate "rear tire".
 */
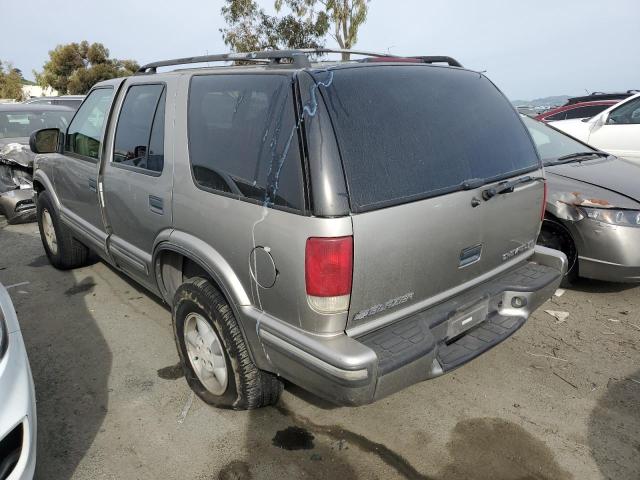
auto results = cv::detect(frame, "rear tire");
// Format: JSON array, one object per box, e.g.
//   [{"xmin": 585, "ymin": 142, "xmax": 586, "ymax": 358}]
[
  {"xmin": 172, "ymin": 277, "xmax": 283, "ymax": 410},
  {"xmin": 36, "ymin": 190, "xmax": 89, "ymax": 270},
  {"xmin": 538, "ymin": 218, "xmax": 578, "ymax": 287}
]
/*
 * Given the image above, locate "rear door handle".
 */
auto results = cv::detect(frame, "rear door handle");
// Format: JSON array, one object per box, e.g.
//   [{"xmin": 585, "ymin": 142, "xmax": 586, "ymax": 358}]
[
  {"xmin": 88, "ymin": 178, "xmax": 97, "ymax": 192},
  {"xmin": 149, "ymin": 195, "xmax": 164, "ymax": 214}
]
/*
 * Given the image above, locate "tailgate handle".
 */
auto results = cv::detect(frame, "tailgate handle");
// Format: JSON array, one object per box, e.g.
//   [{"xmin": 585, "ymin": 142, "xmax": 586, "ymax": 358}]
[{"xmin": 459, "ymin": 244, "xmax": 482, "ymax": 268}]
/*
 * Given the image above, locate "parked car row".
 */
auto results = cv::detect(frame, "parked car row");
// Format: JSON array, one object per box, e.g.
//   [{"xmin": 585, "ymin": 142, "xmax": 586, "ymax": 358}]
[
  {"xmin": 550, "ymin": 92, "xmax": 640, "ymax": 162},
  {"xmin": 535, "ymin": 90, "xmax": 638, "ymax": 122},
  {"xmin": 23, "ymin": 95, "xmax": 85, "ymax": 110}
]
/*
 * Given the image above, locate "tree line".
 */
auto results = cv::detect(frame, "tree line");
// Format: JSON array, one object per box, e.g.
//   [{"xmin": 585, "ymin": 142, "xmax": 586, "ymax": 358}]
[{"xmin": 1, "ymin": 0, "xmax": 369, "ymax": 100}]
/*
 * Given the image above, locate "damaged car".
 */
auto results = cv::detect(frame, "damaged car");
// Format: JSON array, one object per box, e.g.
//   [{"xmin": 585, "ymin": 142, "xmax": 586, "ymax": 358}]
[
  {"xmin": 0, "ymin": 104, "xmax": 74, "ymax": 224},
  {"xmin": 524, "ymin": 115, "xmax": 640, "ymax": 284}
]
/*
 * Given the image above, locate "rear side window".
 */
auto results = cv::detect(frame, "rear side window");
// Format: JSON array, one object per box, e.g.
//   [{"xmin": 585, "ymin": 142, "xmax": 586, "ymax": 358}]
[
  {"xmin": 113, "ymin": 84, "xmax": 165, "ymax": 173},
  {"xmin": 188, "ymin": 74, "xmax": 303, "ymax": 211},
  {"xmin": 564, "ymin": 105, "xmax": 608, "ymax": 120},
  {"xmin": 66, "ymin": 87, "xmax": 114, "ymax": 160},
  {"xmin": 609, "ymin": 96, "xmax": 640, "ymax": 124},
  {"xmin": 544, "ymin": 111, "xmax": 568, "ymax": 121},
  {"xmin": 317, "ymin": 66, "xmax": 540, "ymax": 211}
]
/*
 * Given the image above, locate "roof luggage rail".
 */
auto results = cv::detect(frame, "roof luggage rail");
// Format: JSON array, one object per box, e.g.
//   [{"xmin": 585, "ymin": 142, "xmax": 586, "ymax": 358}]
[
  {"xmin": 136, "ymin": 48, "xmax": 399, "ymax": 74},
  {"xmin": 412, "ymin": 56, "xmax": 463, "ymax": 67}
]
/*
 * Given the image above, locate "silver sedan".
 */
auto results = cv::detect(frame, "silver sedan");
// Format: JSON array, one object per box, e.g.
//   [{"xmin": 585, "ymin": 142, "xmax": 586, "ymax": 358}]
[{"xmin": 524, "ymin": 115, "xmax": 640, "ymax": 284}]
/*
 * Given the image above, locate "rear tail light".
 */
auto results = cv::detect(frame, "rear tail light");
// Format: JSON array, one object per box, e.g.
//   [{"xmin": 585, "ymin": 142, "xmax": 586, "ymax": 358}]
[
  {"xmin": 541, "ymin": 181, "xmax": 548, "ymax": 221},
  {"xmin": 305, "ymin": 236, "xmax": 353, "ymax": 314}
]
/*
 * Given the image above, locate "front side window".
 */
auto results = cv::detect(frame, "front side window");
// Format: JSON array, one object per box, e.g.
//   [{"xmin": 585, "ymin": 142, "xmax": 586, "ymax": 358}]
[
  {"xmin": 187, "ymin": 74, "xmax": 303, "ymax": 211},
  {"xmin": 65, "ymin": 88, "xmax": 114, "ymax": 159},
  {"xmin": 608, "ymin": 97, "xmax": 640, "ymax": 125},
  {"xmin": 113, "ymin": 84, "xmax": 165, "ymax": 173}
]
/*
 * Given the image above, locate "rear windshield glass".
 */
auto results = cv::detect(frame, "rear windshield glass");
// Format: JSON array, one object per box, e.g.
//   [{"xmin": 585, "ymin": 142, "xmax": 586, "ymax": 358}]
[
  {"xmin": 0, "ymin": 110, "xmax": 72, "ymax": 139},
  {"xmin": 316, "ymin": 66, "xmax": 540, "ymax": 211}
]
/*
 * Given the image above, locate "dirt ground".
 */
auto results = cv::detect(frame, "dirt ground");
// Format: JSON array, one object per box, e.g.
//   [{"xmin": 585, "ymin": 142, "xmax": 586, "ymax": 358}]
[{"xmin": 0, "ymin": 219, "xmax": 638, "ymax": 480}]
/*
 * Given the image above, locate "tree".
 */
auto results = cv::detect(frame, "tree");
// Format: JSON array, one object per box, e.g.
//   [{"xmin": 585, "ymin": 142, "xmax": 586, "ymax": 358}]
[
  {"xmin": 278, "ymin": 0, "xmax": 369, "ymax": 60},
  {"xmin": 221, "ymin": 0, "xmax": 370, "ymax": 60},
  {"xmin": 221, "ymin": 0, "xmax": 329, "ymax": 51},
  {"xmin": 0, "ymin": 61, "xmax": 24, "ymax": 100},
  {"xmin": 35, "ymin": 42, "xmax": 139, "ymax": 95}
]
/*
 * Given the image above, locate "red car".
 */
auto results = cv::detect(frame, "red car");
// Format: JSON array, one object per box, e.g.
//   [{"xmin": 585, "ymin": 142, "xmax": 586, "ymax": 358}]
[{"xmin": 536, "ymin": 100, "xmax": 620, "ymax": 122}]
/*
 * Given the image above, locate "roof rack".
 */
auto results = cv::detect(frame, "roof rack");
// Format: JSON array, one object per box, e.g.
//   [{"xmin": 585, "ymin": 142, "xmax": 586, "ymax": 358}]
[
  {"xmin": 357, "ymin": 55, "xmax": 463, "ymax": 67},
  {"xmin": 412, "ymin": 56, "xmax": 463, "ymax": 67},
  {"xmin": 136, "ymin": 49, "xmax": 400, "ymax": 74},
  {"xmin": 566, "ymin": 90, "xmax": 639, "ymax": 105}
]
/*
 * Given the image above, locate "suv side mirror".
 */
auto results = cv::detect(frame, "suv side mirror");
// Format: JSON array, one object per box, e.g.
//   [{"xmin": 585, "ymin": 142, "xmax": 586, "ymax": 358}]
[{"xmin": 29, "ymin": 128, "xmax": 62, "ymax": 154}]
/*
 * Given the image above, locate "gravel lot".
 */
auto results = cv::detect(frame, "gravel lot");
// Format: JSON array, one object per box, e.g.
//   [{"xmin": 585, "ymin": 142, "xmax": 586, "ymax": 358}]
[{"xmin": 1, "ymin": 220, "xmax": 638, "ymax": 480}]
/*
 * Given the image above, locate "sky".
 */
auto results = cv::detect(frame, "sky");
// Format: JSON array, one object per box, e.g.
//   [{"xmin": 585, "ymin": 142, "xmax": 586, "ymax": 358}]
[{"xmin": 1, "ymin": 0, "xmax": 638, "ymax": 100}]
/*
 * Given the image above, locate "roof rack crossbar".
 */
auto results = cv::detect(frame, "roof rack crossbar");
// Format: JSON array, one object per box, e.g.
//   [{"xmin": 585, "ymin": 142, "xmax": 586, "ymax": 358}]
[{"xmin": 136, "ymin": 48, "xmax": 400, "ymax": 74}]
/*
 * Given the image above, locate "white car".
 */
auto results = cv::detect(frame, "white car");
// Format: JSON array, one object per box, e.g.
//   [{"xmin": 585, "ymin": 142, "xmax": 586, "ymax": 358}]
[
  {"xmin": 0, "ymin": 284, "xmax": 36, "ymax": 480},
  {"xmin": 550, "ymin": 92, "xmax": 640, "ymax": 162}
]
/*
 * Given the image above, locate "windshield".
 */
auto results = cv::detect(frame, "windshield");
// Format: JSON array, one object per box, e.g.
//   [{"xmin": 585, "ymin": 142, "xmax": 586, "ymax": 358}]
[
  {"xmin": 0, "ymin": 109, "xmax": 73, "ymax": 139},
  {"xmin": 317, "ymin": 65, "xmax": 540, "ymax": 211},
  {"xmin": 522, "ymin": 116, "xmax": 596, "ymax": 164}
]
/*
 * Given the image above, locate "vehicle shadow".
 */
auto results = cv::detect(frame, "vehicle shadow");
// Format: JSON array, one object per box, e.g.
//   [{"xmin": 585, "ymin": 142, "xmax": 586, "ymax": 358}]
[
  {"xmin": 588, "ymin": 370, "xmax": 640, "ymax": 480},
  {"xmin": 0, "ymin": 228, "xmax": 112, "ymax": 480},
  {"xmin": 282, "ymin": 381, "xmax": 340, "ymax": 411},
  {"xmin": 568, "ymin": 278, "xmax": 638, "ymax": 294}
]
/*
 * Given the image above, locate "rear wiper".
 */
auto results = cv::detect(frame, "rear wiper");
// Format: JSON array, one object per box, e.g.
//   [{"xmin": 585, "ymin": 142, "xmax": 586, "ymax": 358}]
[
  {"xmin": 482, "ymin": 175, "xmax": 544, "ymax": 201},
  {"xmin": 553, "ymin": 151, "xmax": 609, "ymax": 164}
]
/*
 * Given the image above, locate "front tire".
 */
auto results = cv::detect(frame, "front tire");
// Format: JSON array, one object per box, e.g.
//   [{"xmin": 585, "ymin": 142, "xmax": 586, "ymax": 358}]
[
  {"xmin": 36, "ymin": 191, "xmax": 89, "ymax": 270},
  {"xmin": 172, "ymin": 277, "xmax": 283, "ymax": 409}
]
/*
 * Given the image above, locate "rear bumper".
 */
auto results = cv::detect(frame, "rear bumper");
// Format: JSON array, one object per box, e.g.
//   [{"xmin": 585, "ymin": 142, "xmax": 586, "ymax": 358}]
[{"xmin": 246, "ymin": 246, "xmax": 566, "ymax": 406}]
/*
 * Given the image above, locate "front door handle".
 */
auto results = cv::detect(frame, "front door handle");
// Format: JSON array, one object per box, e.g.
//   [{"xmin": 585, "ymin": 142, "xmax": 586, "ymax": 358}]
[
  {"xmin": 88, "ymin": 177, "xmax": 97, "ymax": 192},
  {"xmin": 149, "ymin": 195, "xmax": 164, "ymax": 215}
]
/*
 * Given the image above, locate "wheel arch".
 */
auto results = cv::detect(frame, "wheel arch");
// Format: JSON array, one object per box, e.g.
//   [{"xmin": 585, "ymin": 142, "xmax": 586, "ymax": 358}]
[
  {"xmin": 540, "ymin": 213, "xmax": 580, "ymax": 279},
  {"xmin": 152, "ymin": 234, "xmax": 251, "ymax": 309},
  {"xmin": 152, "ymin": 234, "xmax": 262, "ymax": 366},
  {"xmin": 33, "ymin": 170, "xmax": 61, "ymax": 210}
]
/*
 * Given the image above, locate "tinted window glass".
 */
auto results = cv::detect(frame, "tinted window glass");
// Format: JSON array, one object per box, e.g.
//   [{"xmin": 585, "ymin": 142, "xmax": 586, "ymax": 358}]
[
  {"xmin": 147, "ymin": 89, "xmax": 166, "ymax": 172},
  {"xmin": 317, "ymin": 66, "xmax": 540, "ymax": 211},
  {"xmin": 188, "ymin": 74, "xmax": 303, "ymax": 210},
  {"xmin": 113, "ymin": 84, "xmax": 165, "ymax": 172},
  {"xmin": 545, "ymin": 111, "xmax": 568, "ymax": 121},
  {"xmin": 609, "ymin": 97, "xmax": 640, "ymax": 125},
  {"xmin": 564, "ymin": 105, "xmax": 608, "ymax": 120},
  {"xmin": 66, "ymin": 88, "xmax": 113, "ymax": 159}
]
